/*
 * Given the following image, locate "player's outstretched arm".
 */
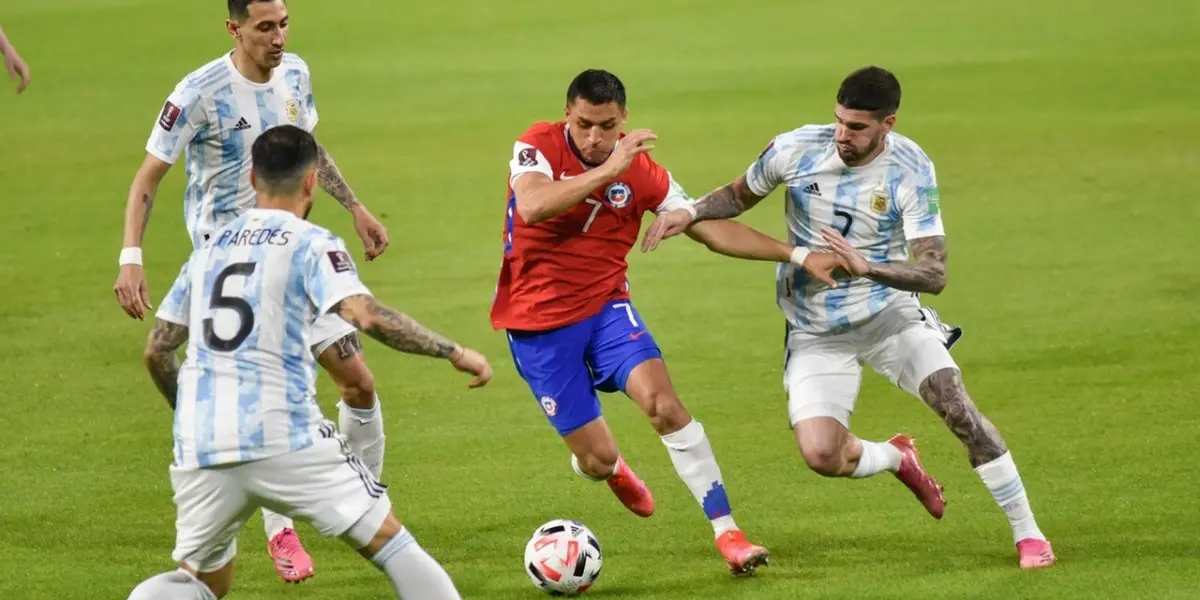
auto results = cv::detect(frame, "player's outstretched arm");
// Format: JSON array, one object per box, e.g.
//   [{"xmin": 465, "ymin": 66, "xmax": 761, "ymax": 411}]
[
  {"xmin": 315, "ymin": 144, "xmax": 390, "ymax": 260},
  {"xmin": 684, "ymin": 220, "xmax": 790, "ymax": 262},
  {"xmin": 641, "ymin": 175, "xmax": 766, "ymax": 252},
  {"xmin": 685, "ymin": 221, "xmax": 846, "ymax": 287},
  {"xmin": 333, "ymin": 294, "xmax": 492, "ymax": 387},
  {"xmin": 823, "ymin": 228, "xmax": 948, "ymax": 294},
  {"xmin": 0, "ymin": 25, "xmax": 30, "ymax": 93},
  {"xmin": 515, "ymin": 129, "xmax": 656, "ymax": 224},
  {"xmin": 114, "ymin": 155, "xmax": 173, "ymax": 321},
  {"xmin": 143, "ymin": 318, "xmax": 188, "ymax": 409}
]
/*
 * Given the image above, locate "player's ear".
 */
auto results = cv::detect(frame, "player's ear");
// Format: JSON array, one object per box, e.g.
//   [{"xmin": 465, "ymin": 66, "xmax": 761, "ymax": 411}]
[
  {"xmin": 881, "ymin": 114, "xmax": 897, "ymax": 131},
  {"xmin": 563, "ymin": 102, "xmax": 571, "ymax": 120},
  {"xmin": 302, "ymin": 166, "xmax": 318, "ymax": 196},
  {"xmin": 249, "ymin": 169, "xmax": 258, "ymax": 190},
  {"xmin": 226, "ymin": 19, "xmax": 240, "ymax": 40}
]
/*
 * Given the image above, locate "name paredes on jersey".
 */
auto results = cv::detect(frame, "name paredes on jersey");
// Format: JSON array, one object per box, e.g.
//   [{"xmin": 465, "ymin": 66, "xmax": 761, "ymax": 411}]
[{"xmin": 213, "ymin": 226, "xmax": 294, "ymax": 248}]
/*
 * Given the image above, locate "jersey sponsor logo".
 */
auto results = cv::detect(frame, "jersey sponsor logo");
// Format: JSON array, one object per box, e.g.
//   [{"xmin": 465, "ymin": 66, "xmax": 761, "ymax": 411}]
[
  {"xmin": 604, "ymin": 181, "xmax": 632, "ymax": 208},
  {"xmin": 920, "ymin": 186, "xmax": 941, "ymax": 215},
  {"xmin": 517, "ymin": 147, "xmax": 539, "ymax": 167},
  {"xmin": 327, "ymin": 250, "xmax": 355, "ymax": 273},
  {"xmin": 286, "ymin": 100, "xmax": 301, "ymax": 123},
  {"xmin": 540, "ymin": 396, "xmax": 558, "ymax": 416},
  {"xmin": 870, "ymin": 189, "xmax": 889, "ymax": 214},
  {"xmin": 158, "ymin": 101, "xmax": 182, "ymax": 131}
]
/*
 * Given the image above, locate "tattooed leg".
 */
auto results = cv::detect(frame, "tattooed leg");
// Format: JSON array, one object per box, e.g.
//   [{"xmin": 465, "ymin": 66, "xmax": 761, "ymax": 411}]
[
  {"xmin": 918, "ymin": 367, "xmax": 1007, "ymax": 467},
  {"xmin": 919, "ymin": 367, "xmax": 1050, "ymax": 549}
]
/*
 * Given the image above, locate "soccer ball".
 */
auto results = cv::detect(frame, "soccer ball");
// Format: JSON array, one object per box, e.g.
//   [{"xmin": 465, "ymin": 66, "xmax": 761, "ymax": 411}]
[{"xmin": 523, "ymin": 519, "xmax": 603, "ymax": 595}]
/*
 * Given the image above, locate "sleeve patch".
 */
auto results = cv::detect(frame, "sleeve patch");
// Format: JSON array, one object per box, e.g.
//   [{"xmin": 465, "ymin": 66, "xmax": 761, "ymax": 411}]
[
  {"xmin": 327, "ymin": 250, "xmax": 355, "ymax": 273},
  {"xmin": 158, "ymin": 101, "xmax": 182, "ymax": 131},
  {"xmin": 919, "ymin": 186, "xmax": 941, "ymax": 215},
  {"xmin": 517, "ymin": 147, "xmax": 539, "ymax": 167}
]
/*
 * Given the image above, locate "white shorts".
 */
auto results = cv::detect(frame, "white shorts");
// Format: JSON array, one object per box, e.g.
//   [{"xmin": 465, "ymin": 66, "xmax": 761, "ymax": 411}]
[
  {"xmin": 783, "ymin": 297, "xmax": 958, "ymax": 428},
  {"xmin": 169, "ymin": 433, "xmax": 390, "ymax": 572},
  {"xmin": 311, "ymin": 313, "xmax": 357, "ymax": 356}
]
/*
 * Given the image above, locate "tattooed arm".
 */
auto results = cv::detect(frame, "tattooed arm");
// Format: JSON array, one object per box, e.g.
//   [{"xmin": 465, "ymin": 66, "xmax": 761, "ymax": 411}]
[
  {"xmin": 864, "ymin": 236, "xmax": 948, "ymax": 295},
  {"xmin": 315, "ymin": 143, "xmax": 362, "ymax": 211},
  {"xmin": 823, "ymin": 230, "xmax": 948, "ymax": 295},
  {"xmin": 690, "ymin": 174, "xmax": 768, "ymax": 221},
  {"xmin": 333, "ymin": 294, "xmax": 493, "ymax": 387},
  {"xmin": 316, "ymin": 143, "xmax": 390, "ymax": 259},
  {"xmin": 334, "ymin": 294, "xmax": 459, "ymax": 358},
  {"xmin": 143, "ymin": 318, "xmax": 188, "ymax": 409},
  {"xmin": 114, "ymin": 155, "xmax": 174, "ymax": 320},
  {"xmin": 640, "ymin": 174, "xmax": 771, "ymax": 252}
]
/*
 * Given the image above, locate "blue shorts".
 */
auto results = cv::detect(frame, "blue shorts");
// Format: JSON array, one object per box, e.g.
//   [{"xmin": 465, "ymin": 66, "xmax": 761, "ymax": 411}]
[{"xmin": 507, "ymin": 299, "xmax": 662, "ymax": 437}]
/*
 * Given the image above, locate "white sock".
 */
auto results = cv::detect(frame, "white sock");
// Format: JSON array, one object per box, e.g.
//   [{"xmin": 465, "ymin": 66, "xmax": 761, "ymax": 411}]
[
  {"xmin": 339, "ymin": 398, "xmax": 386, "ymax": 480},
  {"xmin": 851, "ymin": 440, "xmax": 903, "ymax": 478},
  {"xmin": 975, "ymin": 452, "xmax": 1046, "ymax": 544},
  {"xmin": 371, "ymin": 527, "xmax": 462, "ymax": 599},
  {"xmin": 127, "ymin": 569, "xmax": 216, "ymax": 600},
  {"xmin": 661, "ymin": 420, "xmax": 738, "ymax": 537},
  {"xmin": 263, "ymin": 508, "xmax": 294, "ymax": 540}
]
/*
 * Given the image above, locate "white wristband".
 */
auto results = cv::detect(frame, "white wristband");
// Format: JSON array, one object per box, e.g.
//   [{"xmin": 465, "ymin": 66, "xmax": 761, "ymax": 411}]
[
  {"xmin": 789, "ymin": 246, "xmax": 811, "ymax": 268},
  {"xmin": 119, "ymin": 247, "xmax": 143, "ymax": 267}
]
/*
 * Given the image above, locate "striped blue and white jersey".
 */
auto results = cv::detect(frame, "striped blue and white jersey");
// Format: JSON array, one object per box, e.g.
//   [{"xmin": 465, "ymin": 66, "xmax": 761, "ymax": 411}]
[
  {"xmin": 746, "ymin": 125, "xmax": 944, "ymax": 334},
  {"xmin": 146, "ymin": 52, "xmax": 319, "ymax": 248},
  {"xmin": 156, "ymin": 209, "xmax": 370, "ymax": 469}
]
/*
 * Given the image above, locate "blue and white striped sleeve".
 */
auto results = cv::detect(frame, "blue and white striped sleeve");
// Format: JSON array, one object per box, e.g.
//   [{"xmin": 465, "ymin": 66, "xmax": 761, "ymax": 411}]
[
  {"xmin": 145, "ymin": 80, "xmax": 206, "ymax": 165},
  {"xmin": 898, "ymin": 162, "xmax": 945, "ymax": 241},
  {"xmin": 744, "ymin": 135, "xmax": 788, "ymax": 198},
  {"xmin": 156, "ymin": 258, "xmax": 193, "ymax": 325},
  {"xmin": 304, "ymin": 235, "xmax": 372, "ymax": 316}
]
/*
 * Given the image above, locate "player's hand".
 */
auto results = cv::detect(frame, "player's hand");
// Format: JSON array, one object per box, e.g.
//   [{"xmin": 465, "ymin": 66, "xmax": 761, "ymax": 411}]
[
  {"xmin": 799, "ymin": 251, "xmax": 849, "ymax": 288},
  {"xmin": 449, "ymin": 345, "xmax": 492, "ymax": 388},
  {"xmin": 351, "ymin": 207, "xmax": 389, "ymax": 261},
  {"xmin": 3, "ymin": 48, "xmax": 29, "ymax": 94},
  {"xmin": 640, "ymin": 208, "xmax": 693, "ymax": 252},
  {"xmin": 820, "ymin": 227, "xmax": 870, "ymax": 276},
  {"xmin": 114, "ymin": 265, "xmax": 153, "ymax": 320},
  {"xmin": 600, "ymin": 129, "xmax": 657, "ymax": 179}
]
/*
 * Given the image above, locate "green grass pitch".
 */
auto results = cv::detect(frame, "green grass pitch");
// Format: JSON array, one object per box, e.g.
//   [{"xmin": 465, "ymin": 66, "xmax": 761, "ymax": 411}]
[{"xmin": 1, "ymin": 0, "xmax": 1198, "ymax": 598}]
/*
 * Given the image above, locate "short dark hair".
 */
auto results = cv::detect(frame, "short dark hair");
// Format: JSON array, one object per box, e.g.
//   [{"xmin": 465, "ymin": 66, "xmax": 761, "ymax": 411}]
[
  {"xmin": 228, "ymin": 0, "xmax": 278, "ymax": 20},
  {"xmin": 251, "ymin": 125, "xmax": 318, "ymax": 193},
  {"xmin": 566, "ymin": 69, "xmax": 626, "ymax": 108},
  {"xmin": 836, "ymin": 66, "xmax": 902, "ymax": 118}
]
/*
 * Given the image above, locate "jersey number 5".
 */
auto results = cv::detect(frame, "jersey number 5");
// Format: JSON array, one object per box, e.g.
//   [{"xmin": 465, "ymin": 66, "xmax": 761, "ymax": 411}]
[{"xmin": 203, "ymin": 262, "xmax": 258, "ymax": 352}]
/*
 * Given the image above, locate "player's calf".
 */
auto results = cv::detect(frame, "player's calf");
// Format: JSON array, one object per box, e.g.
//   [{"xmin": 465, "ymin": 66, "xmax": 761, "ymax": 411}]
[
  {"xmin": 918, "ymin": 367, "xmax": 1007, "ymax": 467},
  {"xmin": 919, "ymin": 367, "xmax": 1051, "ymax": 556},
  {"xmin": 346, "ymin": 508, "xmax": 462, "ymax": 599}
]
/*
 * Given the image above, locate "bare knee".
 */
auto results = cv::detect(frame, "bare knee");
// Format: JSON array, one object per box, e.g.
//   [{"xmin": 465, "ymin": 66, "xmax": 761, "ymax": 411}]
[
  {"xmin": 641, "ymin": 390, "xmax": 691, "ymax": 435},
  {"xmin": 575, "ymin": 443, "xmax": 620, "ymax": 478},
  {"xmin": 799, "ymin": 438, "xmax": 847, "ymax": 477}
]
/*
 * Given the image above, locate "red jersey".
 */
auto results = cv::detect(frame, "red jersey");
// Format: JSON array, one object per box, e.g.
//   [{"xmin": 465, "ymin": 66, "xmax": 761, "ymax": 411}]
[{"xmin": 490, "ymin": 121, "xmax": 692, "ymax": 332}]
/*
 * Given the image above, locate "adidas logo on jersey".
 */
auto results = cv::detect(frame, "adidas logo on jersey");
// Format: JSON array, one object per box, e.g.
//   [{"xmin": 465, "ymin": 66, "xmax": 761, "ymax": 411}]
[
  {"xmin": 233, "ymin": 117, "xmax": 252, "ymax": 132},
  {"xmin": 801, "ymin": 182, "xmax": 822, "ymax": 197}
]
